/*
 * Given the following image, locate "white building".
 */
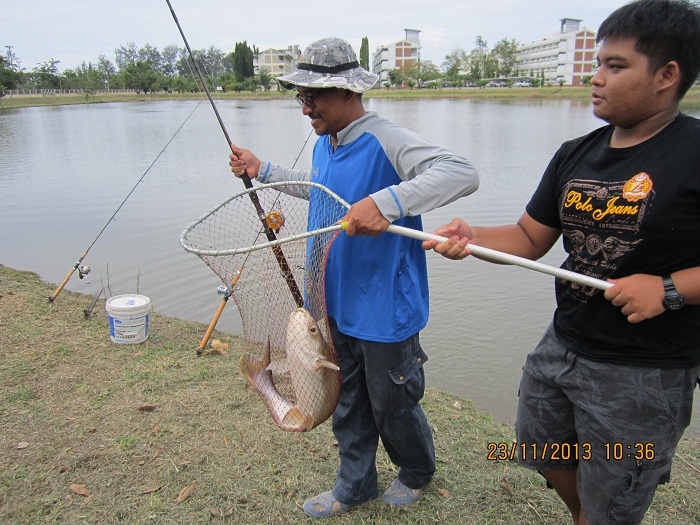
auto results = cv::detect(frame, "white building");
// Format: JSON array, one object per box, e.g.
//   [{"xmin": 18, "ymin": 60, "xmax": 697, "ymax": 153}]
[
  {"xmin": 254, "ymin": 45, "xmax": 302, "ymax": 77},
  {"xmin": 516, "ymin": 18, "xmax": 598, "ymax": 86},
  {"xmin": 372, "ymin": 29, "xmax": 421, "ymax": 83}
]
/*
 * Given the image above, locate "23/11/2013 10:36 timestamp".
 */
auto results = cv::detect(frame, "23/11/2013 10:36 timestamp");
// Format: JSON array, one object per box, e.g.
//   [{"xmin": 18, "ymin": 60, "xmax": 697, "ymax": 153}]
[{"xmin": 487, "ymin": 442, "xmax": 656, "ymax": 461}]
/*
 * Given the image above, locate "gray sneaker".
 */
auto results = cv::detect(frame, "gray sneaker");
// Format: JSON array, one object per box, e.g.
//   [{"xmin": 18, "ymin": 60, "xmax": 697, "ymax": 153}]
[
  {"xmin": 383, "ymin": 478, "xmax": 424, "ymax": 506},
  {"xmin": 303, "ymin": 491, "xmax": 352, "ymax": 518}
]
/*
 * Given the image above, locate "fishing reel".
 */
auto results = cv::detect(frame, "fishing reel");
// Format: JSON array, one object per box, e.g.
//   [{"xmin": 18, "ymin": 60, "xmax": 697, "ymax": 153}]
[
  {"xmin": 265, "ymin": 211, "xmax": 285, "ymax": 233},
  {"xmin": 78, "ymin": 265, "xmax": 91, "ymax": 284},
  {"xmin": 217, "ymin": 285, "xmax": 231, "ymax": 299}
]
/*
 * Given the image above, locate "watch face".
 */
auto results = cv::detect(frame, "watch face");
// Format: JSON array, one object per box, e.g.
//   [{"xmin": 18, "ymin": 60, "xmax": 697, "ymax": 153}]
[{"xmin": 663, "ymin": 293, "xmax": 684, "ymax": 310}]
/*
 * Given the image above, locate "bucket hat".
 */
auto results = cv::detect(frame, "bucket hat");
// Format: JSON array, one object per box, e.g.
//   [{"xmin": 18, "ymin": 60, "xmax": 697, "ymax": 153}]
[{"xmin": 277, "ymin": 37, "xmax": 379, "ymax": 93}]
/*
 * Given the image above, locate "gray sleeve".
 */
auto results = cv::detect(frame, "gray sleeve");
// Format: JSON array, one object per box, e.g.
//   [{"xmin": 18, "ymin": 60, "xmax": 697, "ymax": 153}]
[
  {"xmin": 368, "ymin": 122, "xmax": 480, "ymax": 223},
  {"xmin": 257, "ymin": 160, "xmax": 313, "ymax": 199}
]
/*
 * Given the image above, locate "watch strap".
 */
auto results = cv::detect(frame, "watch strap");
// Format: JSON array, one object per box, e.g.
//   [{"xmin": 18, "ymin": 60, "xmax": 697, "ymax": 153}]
[
  {"xmin": 662, "ymin": 274, "xmax": 675, "ymax": 293},
  {"xmin": 661, "ymin": 274, "xmax": 684, "ymax": 311}
]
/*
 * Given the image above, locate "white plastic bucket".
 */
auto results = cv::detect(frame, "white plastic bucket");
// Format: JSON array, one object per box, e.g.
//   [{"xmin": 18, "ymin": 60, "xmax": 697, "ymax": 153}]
[{"xmin": 105, "ymin": 294, "xmax": 151, "ymax": 344}]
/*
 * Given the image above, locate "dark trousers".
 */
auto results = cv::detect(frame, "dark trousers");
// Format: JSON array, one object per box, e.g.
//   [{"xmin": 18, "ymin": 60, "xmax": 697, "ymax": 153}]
[{"xmin": 328, "ymin": 318, "xmax": 435, "ymax": 505}]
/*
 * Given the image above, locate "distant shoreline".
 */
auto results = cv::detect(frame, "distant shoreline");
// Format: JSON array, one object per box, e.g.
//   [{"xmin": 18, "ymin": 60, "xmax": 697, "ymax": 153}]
[{"xmin": 4, "ymin": 86, "xmax": 699, "ymax": 110}]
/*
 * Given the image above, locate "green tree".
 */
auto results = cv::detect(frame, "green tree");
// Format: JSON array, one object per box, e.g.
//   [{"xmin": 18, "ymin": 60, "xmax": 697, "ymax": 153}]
[
  {"xmin": 161, "ymin": 44, "xmax": 180, "ymax": 78},
  {"xmin": 359, "ymin": 37, "xmax": 369, "ymax": 71},
  {"xmin": 243, "ymin": 76, "xmax": 258, "ymax": 92},
  {"xmin": 256, "ymin": 68, "xmax": 273, "ymax": 92},
  {"xmin": 114, "ymin": 42, "xmax": 138, "ymax": 71},
  {"xmin": 203, "ymin": 46, "xmax": 226, "ymax": 78},
  {"xmin": 74, "ymin": 61, "xmax": 104, "ymax": 92},
  {"xmin": 97, "ymin": 54, "xmax": 116, "ymax": 91},
  {"xmin": 138, "ymin": 44, "xmax": 163, "ymax": 72},
  {"xmin": 492, "ymin": 38, "xmax": 519, "ymax": 78},
  {"xmin": 467, "ymin": 60, "xmax": 483, "ymax": 85},
  {"xmin": 232, "ymin": 41, "xmax": 255, "ymax": 82},
  {"xmin": 122, "ymin": 60, "xmax": 157, "ymax": 93},
  {"xmin": 60, "ymin": 69, "xmax": 79, "ymax": 90},
  {"xmin": 470, "ymin": 36, "xmax": 489, "ymax": 81},
  {"xmin": 387, "ymin": 68, "xmax": 404, "ymax": 87},
  {"xmin": 483, "ymin": 55, "xmax": 499, "ymax": 79},
  {"xmin": 405, "ymin": 60, "xmax": 440, "ymax": 87},
  {"xmin": 442, "ymin": 47, "xmax": 469, "ymax": 87},
  {"xmin": 1, "ymin": 47, "xmax": 23, "ymax": 91},
  {"xmin": 171, "ymin": 75, "xmax": 196, "ymax": 93},
  {"xmin": 32, "ymin": 59, "xmax": 62, "ymax": 89}
]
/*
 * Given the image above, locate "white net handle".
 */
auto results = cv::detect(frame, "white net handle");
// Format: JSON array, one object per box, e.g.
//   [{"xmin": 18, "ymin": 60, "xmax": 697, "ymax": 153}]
[
  {"xmin": 180, "ymin": 181, "xmax": 611, "ymax": 291},
  {"xmin": 386, "ymin": 224, "xmax": 612, "ymax": 291}
]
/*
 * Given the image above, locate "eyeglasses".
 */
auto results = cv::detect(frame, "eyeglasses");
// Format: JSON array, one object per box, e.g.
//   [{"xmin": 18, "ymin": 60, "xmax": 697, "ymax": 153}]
[{"xmin": 294, "ymin": 89, "xmax": 335, "ymax": 109}]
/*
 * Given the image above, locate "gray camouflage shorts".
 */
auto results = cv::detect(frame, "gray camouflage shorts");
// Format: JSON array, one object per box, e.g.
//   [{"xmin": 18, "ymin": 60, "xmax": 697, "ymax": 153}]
[{"xmin": 516, "ymin": 323, "xmax": 699, "ymax": 525}]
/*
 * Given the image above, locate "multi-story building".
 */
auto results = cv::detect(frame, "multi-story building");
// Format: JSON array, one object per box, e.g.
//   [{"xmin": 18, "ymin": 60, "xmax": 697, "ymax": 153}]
[
  {"xmin": 372, "ymin": 29, "xmax": 421, "ymax": 83},
  {"xmin": 516, "ymin": 18, "xmax": 597, "ymax": 86},
  {"xmin": 253, "ymin": 45, "xmax": 302, "ymax": 77}
]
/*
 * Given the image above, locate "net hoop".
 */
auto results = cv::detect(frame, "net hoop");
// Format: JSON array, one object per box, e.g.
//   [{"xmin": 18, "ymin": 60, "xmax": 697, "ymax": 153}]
[{"xmin": 180, "ymin": 181, "xmax": 350, "ymax": 257}]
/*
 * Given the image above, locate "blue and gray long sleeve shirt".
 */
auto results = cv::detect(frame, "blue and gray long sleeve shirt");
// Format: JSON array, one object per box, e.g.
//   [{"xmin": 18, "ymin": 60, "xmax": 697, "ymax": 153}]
[{"xmin": 257, "ymin": 112, "xmax": 479, "ymax": 343}]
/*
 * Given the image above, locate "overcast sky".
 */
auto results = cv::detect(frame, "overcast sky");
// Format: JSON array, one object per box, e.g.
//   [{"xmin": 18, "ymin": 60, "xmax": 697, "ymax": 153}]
[{"xmin": 4, "ymin": 0, "xmax": 630, "ymax": 72}]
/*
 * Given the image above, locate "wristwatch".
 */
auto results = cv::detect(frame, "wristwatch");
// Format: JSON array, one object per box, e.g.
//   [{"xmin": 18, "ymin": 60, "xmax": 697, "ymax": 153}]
[{"xmin": 661, "ymin": 274, "xmax": 684, "ymax": 311}]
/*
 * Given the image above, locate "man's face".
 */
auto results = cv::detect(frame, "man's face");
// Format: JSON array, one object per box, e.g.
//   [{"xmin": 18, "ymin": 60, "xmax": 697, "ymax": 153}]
[
  {"xmin": 296, "ymin": 87, "xmax": 351, "ymax": 137},
  {"xmin": 590, "ymin": 36, "xmax": 662, "ymax": 128}
]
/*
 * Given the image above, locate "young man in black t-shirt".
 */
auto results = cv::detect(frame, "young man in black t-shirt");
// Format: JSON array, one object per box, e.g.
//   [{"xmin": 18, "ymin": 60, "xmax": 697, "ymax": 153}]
[{"xmin": 424, "ymin": 1, "xmax": 700, "ymax": 523}]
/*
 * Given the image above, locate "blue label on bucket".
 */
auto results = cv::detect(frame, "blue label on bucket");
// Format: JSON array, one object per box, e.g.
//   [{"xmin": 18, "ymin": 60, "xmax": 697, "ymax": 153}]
[
  {"xmin": 106, "ymin": 294, "xmax": 151, "ymax": 344},
  {"xmin": 108, "ymin": 313, "xmax": 149, "ymax": 343}
]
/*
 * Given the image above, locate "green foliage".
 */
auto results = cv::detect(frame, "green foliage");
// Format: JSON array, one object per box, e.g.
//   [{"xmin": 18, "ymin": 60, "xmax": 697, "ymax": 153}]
[
  {"xmin": 171, "ymin": 76, "xmax": 196, "ymax": 93},
  {"xmin": 255, "ymin": 68, "xmax": 273, "ymax": 92},
  {"xmin": 232, "ymin": 41, "xmax": 255, "ymax": 82},
  {"xmin": 32, "ymin": 59, "xmax": 62, "ymax": 89},
  {"xmin": 243, "ymin": 77, "xmax": 258, "ymax": 92},
  {"xmin": 359, "ymin": 37, "xmax": 369, "ymax": 71},
  {"xmin": 121, "ymin": 60, "xmax": 158, "ymax": 93},
  {"xmin": 492, "ymin": 38, "xmax": 519, "ymax": 77},
  {"xmin": 0, "ymin": 61, "xmax": 21, "ymax": 90},
  {"xmin": 387, "ymin": 68, "xmax": 404, "ymax": 87}
]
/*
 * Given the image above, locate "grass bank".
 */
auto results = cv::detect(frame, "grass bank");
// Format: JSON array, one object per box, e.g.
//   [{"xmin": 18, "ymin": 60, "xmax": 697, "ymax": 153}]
[
  {"xmin": 4, "ymin": 86, "xmax": 699, "ymax": 110},
  {"xmin": 1, "ymin": 264, "xmax": 699, "ymax": 524}
]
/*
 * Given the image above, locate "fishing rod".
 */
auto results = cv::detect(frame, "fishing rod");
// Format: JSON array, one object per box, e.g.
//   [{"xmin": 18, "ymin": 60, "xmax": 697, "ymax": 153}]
[
  {"xmin": 48, "ymin": 102, "xmax": 202, "ymax": 303},
  {"xmin": 195, "ymin": 129, "xmax": 313, "ymax": 355},
  {"xmin": 165, "ymin": 0, "xmax": 304, "ymax": 310}
]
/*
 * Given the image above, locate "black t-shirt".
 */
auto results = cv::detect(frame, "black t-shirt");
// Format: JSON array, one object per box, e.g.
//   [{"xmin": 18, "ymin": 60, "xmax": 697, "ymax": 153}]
[{"xmin": 526, "ymin": 114, "xmax": 700, "ymax": 368}]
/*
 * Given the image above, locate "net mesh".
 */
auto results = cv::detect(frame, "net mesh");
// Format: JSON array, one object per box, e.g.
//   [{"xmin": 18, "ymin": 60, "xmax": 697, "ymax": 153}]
[{"xmin": 181, "ymin": 182, "xmax": 350, "ymax": 431}]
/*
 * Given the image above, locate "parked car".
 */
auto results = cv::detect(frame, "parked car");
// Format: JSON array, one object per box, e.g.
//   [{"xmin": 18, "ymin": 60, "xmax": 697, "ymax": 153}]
[
  {"xmin": 487, "ymin": 81, "xmax": 506, "ymax": 88},
  {"xmin": 515, "ymin": 81, "xmax": 532, "ymax": 87}
]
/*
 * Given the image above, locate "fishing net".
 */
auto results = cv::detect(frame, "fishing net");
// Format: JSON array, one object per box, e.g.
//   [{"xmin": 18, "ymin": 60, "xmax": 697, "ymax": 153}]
[{"xmin": 181, "ymin": 181, "xmax": 350, "ymax": 431}]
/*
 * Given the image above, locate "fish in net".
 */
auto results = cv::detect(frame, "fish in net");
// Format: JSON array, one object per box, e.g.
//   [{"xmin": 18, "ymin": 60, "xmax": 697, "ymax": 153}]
[{"xmin": 181, "ymin": 182, "xmax": 351, "ymax": 431}]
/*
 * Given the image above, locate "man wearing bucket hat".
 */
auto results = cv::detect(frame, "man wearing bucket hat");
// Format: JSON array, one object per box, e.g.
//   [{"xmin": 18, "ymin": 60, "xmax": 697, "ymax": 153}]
[{"xmin": 229, "ymin": 37, "xmax": 480, "ymax": 518}]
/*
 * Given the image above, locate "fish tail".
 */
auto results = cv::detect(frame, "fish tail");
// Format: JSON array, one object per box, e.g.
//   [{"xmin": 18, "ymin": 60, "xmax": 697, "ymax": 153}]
[{"xmin": 282, "ymin": 407, "xmax": 316, "ymax": 432}]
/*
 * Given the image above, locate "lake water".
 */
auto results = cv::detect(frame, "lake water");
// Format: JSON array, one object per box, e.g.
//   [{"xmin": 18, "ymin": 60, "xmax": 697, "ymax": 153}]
[{"xmin": 1, "ymin": 96, "xmax": 698, "ymax": 437}]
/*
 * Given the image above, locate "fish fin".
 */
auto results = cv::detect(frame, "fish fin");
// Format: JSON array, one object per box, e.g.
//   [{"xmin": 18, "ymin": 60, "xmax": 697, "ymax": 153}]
[{"xmin": 313, "ymin": 357, "xmax": 340, "ymax": 372}]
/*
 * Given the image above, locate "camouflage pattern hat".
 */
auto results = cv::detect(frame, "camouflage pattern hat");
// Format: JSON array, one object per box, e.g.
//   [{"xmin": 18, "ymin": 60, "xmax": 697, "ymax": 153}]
[{"xmin": 277, "ymin": 37, "xmax": 379, "ymax": 93}]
